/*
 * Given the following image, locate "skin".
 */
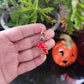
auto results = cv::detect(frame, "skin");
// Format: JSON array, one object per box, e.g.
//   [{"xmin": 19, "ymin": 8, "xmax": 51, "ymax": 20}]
[{"xmin": 0, "ymin": 23, "xmax": 55, "ymax": 84}]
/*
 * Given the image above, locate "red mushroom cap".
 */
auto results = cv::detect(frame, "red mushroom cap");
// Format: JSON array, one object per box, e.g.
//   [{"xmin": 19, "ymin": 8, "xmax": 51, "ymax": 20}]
[
  {"xmin": 37, "ymin": 43, "xmax": 48, "ymax": 49},
  {"xmin": 43, "ymin": 49, "xmax": 48, "ymax": 54}
]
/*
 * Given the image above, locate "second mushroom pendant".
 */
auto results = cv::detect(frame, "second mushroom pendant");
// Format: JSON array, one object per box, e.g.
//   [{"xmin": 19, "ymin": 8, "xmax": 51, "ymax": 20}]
[{"xmin": 37, "ymin": 27, "xmax": 48, "ymax": 57}]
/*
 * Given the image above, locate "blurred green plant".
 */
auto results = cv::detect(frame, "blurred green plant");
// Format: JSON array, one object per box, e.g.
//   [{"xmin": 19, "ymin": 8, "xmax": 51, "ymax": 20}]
[
  {"xmin": 41, "ymin": 0, "xmax": 84, "ymax": 34},
  {"xmin": 0, "ymin": 0, "xmax": 8, "ymax": 8},
  {"xmin": 0, "ymin": 0, "xmax": 8, "ymax": 12},
  {"xmin": 59, "ymin": 0, "xmax": 84, "ymax": 34},
  {"xmin": 1, "ymin": 0, "xmax": 56, "ymax": 27},
  {"xmin": 0, "ymin": 0, "xmax": 13, "ymax": 12},
  {"xmin": 0, "ymin": 0, "xmax": 84, "ymax": 34}
]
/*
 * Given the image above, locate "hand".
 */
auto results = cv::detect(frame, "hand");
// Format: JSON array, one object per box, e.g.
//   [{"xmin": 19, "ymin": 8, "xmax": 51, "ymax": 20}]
[{"xmin": 0, "ymin": 23, "xmax": 55, "ymax": 84}]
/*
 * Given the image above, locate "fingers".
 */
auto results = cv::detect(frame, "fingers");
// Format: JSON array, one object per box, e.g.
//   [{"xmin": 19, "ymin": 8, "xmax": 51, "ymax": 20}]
[
  {"xmin": 18, "ymin": 55, "xmax": 46, "ymax": 75},
  {"xmin": 18, "ymin": 39, "xmax": 55, "ymax": 62},
  {"xmin": 2, "ymin": 23, "xmax": 46, "ymax": 42},
  {"xmin": 15, "ymin": 29, "xmax": 55, "ymax": 51}
]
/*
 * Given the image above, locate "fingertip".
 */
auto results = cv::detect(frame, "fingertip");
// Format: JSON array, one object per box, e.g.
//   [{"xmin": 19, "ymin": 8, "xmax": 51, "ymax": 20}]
[
  {"xmin": 36, "ymin": 23, "xmax": 46, "ymax": 30},
  {"xmin": 38, "ymin": 55, "xmax": 47, "ymax": 64},
  {"xmin": 35, "ymin": 55, "xmax": 47, "ymax": 66},
  {"xmin": 42, "ymin": 55, "xmax": 47, "ymax": 61},
  {"xmin": 48, "ymin": 29, "xmax": 55, "ymax": 37},
  {"xmin": 45, "ymin": 39, "xmax": 55, "ymax": 50},
  {"xmin": 50, "ymin": 39, "xmax": 55, "ymax": 47},
  {"xmin": 43, "ymin": 55, "xmax": 47, "ymax": 63},
  {"xmin": 15, "ymin": 23, "xmax": 46, "ymax": 35},
  {"xmin": 44, "ymin": 29, "xmax": 55, "ymax": 41},
  {"xmin": 34, "ymin": 23, "xmax": 46, "ymax": 33}
]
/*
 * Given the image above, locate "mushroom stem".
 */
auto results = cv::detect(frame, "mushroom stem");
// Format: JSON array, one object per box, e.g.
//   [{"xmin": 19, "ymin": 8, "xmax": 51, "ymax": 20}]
[{"xmin": 60, "ymin": 34, "xmax": 74, "ymax": 49}]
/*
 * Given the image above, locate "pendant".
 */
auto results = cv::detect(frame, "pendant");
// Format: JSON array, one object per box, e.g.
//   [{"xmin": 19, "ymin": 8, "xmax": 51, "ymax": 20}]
[{"xmin": 37, "ymin": 27, "xmax": 48, "ymax": 57}]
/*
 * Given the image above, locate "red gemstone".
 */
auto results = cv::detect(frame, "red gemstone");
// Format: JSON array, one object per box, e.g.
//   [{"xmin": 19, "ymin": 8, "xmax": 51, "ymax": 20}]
[{"xmin": 43, "ymin": 49, "xmax": 48, "ymax": 54}]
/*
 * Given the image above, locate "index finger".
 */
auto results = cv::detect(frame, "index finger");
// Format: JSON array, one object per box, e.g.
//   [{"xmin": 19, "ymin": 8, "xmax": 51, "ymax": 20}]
[{"xmin": 1, "ymin": 23, "xmax": 46, "ymax": 42}]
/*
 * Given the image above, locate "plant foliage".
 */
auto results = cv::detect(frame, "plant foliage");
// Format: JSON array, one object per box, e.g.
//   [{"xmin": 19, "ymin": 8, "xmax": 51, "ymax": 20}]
[
  {"xmin": 6, "ymin": 0, "xmax": 56, "ymax": 27},
  {"xmin": 65, "ymin": 0, "xmax": 84, "ymax": 34},
  {"xmin": 0, "ymin": 0, "xmax": 8, "ymax": 8},
  {"xmin": 0, "ymin": 0, "xmax": 84, "ymax": 34},
  {"xmin": 0, "ymin": 0, "xmax": 8, "ymax": 12},
  {"xmin": 0, "ymin": 0, "xmax": 13, "ymax": 12},
  {"xmin": 44, "ymin": 0, "xmax": 84, "ymax": 34},
  {"xmin": 57, "ymin": 0, "xmax": 84, "ymax": 34}
]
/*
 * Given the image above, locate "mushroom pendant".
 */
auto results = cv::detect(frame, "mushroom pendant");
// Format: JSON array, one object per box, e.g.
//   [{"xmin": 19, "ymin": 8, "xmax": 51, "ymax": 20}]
[{"xmin": 37, "ymin": 27, "xmax": 48, "ymax": 57}]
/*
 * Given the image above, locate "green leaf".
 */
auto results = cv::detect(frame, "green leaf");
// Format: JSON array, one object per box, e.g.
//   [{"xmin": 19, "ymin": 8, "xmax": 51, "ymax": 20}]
[
  {"xmin": 51, "ymin": 19, "xmax": 56, "ymax": 24},
  {"xmin": 53, "ymin": 0, "xmax": 64, "ymax": 4},
  {"xmin": 45, "ymin": 0, "xmax": 50, "ymax": 3},
  {"xmin": 64, "ymin": 19, "xmax": 74, "ymax": 34},
  {"xmin": 65, "ymin": 0, "xmax": 72, "ymax": 9},
  {"xmin": 77, "ymin": 13, "xmax": 84, "ymax": 21},
  {"xmin": 0, "ymin": 0, "xmax": 8, "ymax": 8},
  {"xmin": 10, "ymin": 0, "xmax": 18, "ymax": 8},
  {"xmin": 5, "ymin": 0, "xmax": 57, "ymax": 27},
  {"xmin": 78, "ymin": 3, "xmax": 84, "ymax": 8},
  {"xmin": 71, "ymin": 6, "xmax": 77, "ymax": 21},
  {"xmin": 67, "ymin": 9, "xmax": 72, "ymax": 18},
  {"xmin": 30, "ymin": 10, "xmax": 37, "ymax": 23},
  {"xmin": 40, "ymin": 7, "xmax": 54, "ymax": 14},
  {"xmin": 74, "ymin": 17, "xmax": 83, "ymax": 30}
]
